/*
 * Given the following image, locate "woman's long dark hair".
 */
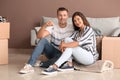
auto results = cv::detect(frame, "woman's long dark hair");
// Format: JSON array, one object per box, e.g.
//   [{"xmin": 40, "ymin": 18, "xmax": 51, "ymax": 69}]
[{"xmin": 72, "ymin": 12, "xmax": 90, "ymax": 30}]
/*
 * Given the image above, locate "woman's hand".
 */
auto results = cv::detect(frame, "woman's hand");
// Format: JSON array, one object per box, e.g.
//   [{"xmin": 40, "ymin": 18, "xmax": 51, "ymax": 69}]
[{"xmin": 59, "ymin": 40, "xmax": 79, "ymax": 53}]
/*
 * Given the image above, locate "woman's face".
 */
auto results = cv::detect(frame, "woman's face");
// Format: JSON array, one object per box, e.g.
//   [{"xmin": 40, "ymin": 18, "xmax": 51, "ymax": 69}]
[{"xmin": 73, "ymin": 15, "xmax": 84, "ymax": 28}]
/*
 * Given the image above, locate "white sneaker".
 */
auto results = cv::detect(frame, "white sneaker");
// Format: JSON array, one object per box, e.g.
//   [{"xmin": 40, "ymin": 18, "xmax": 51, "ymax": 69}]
[
  {"xmin": 34, "ymin": 60, "xmax": 41, "ymax": 67},
  {"xmin": 19, "ymin": 64, "xmax": 34, "ymax": 74}
]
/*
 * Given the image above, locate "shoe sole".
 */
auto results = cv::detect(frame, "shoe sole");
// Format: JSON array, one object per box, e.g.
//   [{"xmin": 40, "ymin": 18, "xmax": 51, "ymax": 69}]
[
  {"xmin": 19, "ymin": 70, "xmax": 34, "ymax": 74},
  {"xmin": 41, "ymin": 71, "xmax": 57, "ymax": 75},
  {"xmin": 58, "ymin": 68, "xmax": 74, "ymax": 72}
]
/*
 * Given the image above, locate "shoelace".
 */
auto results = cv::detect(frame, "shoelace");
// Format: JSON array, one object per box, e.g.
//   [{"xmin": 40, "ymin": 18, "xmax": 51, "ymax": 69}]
[
  {"xmin": 46, "ymin": 66, "xmax": 53, "ymax": 71},
  {"xmin": 24, "ymin": 64, "xmax": 31, "ymax": 69}
]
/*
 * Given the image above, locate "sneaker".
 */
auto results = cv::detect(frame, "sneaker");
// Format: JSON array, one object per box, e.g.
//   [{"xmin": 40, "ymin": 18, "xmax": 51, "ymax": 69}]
[
  {"xmin": 33, "ymin": 60, "xmax": 47, "ymax": 67},
  {"xmin": 58, "ymin": 63, "xmax": 74, "ymax": 72},
  {"xmin": 34, "ymin": 60, "xmax": 41, "ymax": 67},
  {"xmin": 19, "ymin": 64, "xmax": 34, "ymax": 74},
  {"xmin": 41, "ymin": 66, "xmax": 58, "ymax": 75}
]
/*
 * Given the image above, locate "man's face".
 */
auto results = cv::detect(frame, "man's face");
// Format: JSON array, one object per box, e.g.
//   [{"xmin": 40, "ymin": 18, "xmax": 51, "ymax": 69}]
[{"xmin": 57, "ymin": 10, "xmax": 68, "ymax": 24}]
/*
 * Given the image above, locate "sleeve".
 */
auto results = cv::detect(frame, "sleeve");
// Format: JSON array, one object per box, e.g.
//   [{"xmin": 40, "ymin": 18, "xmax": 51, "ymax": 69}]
[
  {"xmin": 70, "ymin": 31, "xmax": 77, "ymax": 39},
  {"xmin": 79, "ymin": 28, "xmax": 94, "ymax": 45},
  {"xmin": 45, "ymin": 26, "xmax": 53, "ymax": 34}
]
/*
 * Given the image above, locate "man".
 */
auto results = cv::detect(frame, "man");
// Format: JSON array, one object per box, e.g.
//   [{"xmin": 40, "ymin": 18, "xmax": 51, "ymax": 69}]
[{"xmin": 19, "ymin": 7, "xmax": 74, "ymax": 74}]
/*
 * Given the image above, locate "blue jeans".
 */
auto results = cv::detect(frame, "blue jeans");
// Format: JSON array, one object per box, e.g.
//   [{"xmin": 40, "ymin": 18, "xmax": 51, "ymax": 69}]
[{"xmin": 28, "ymin": 38, "xmax": 61, "ymax": 67}]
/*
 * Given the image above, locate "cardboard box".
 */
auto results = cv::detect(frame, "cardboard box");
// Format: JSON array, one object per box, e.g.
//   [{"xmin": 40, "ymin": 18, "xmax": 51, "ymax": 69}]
[
  {"xmin": 0, "ymin": 22, "xmax": 10, "ymax": 39},
  {"xmin": 0, "ymin": 39, "xmax": 8, "ymax": 64},
  {"xmin": 102, "ymin": 37, "xmax": 120, "ymax": 68}
]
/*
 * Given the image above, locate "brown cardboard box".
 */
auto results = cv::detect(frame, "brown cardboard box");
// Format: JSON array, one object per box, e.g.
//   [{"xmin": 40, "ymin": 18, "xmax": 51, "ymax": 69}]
[
  {"xmin": 0, "ymin": 39, "xmax": 8, "ymax": 64},
  {"xmin": 0, "ymin": 22, "xmax": 10, "ymax": 39},
  {"xmin": 102, "ymin": 37, "xmax": 120, "ymax": 68}
]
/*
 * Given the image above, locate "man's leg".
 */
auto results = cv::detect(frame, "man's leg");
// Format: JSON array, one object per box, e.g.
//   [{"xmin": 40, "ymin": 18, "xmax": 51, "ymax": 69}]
[
  {"xmin": 28, "ymin": 38, "xmax": 53, "ymax": 66},
  {"xmin": 40, "ymin": 44, "xmax": 62, "ymax": 68},
  {"xmin": 40, "ymin": 54, "xmax": 61, "ymax": 68},
  {"xmin": 41, "ymin": 48, "xmax": 73, "ymax": 75},
  {"xmin": 19, "ymin": 38, "xmax": 55, "ymax": 74},
  {"xmin": 41, "ymin": 37, "xmax": 73, "ymax": 67}
]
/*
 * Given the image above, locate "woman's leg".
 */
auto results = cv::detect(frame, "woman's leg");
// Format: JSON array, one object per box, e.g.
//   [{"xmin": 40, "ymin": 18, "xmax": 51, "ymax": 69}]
[
  {"xmin": 54, "ymin": 37, "xmax": 74, "ymax": 67},
  {"xmin": 54, "ymin": 48, "xmax": 73, "ymax": 67},
  {"xmin": 72, "ymin": 47, "xmax": 94, "ymax": 65}
]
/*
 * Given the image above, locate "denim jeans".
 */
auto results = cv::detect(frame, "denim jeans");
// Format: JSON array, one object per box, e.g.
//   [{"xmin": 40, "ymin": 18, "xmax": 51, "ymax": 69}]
[{"xmin": 28, "ymin": 38, "xmax": 61, "ymax": 66}]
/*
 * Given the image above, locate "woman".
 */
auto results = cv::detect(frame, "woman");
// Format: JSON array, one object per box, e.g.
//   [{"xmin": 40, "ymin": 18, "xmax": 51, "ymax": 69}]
[{"xmin": 42, "ymin": 12, "xmax": 99, "ymax": 75}]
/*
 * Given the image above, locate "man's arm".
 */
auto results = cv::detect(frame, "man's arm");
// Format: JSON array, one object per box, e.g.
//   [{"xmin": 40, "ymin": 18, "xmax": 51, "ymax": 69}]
[{"xmin": 37, "ymin": 21, "xmax": 53, "ymax": 39}]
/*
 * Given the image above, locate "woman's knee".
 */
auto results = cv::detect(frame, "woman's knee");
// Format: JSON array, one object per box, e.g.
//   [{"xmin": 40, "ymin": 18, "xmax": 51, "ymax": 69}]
[{"xmin": 72, "ymin": 47, "xmax": 95, "ymax": 65}]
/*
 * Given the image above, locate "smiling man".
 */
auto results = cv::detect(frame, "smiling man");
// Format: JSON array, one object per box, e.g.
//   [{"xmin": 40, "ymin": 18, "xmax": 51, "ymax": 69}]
[{"xmin": 19, "ymin": 7, "xmax": 74, "ymax": 74}]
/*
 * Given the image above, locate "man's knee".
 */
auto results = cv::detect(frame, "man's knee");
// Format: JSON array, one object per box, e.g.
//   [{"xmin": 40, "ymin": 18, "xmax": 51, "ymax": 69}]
[{"xmin": 37, "ymin": 38, "xmax": 48, "ymax": 45}]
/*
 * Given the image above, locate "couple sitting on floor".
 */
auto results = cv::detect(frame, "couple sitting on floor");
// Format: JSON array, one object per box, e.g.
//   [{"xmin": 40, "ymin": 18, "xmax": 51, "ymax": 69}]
[{"xmin": 19, "ymin": 7, "xmax": 99, "ymax": 75}]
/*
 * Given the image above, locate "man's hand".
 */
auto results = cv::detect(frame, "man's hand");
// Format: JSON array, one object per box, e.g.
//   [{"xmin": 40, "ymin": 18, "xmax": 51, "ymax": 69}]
[
  {"xmin": 59, "ymin": 40, "xmax": 66, "ymax": 53},
  {"xmin": 37, "ymin": 21, "xmax": 54, "ymax": 39},
  {"xmin": 43, "ymin": 21, "xmax": 54, "ymax": 27}
]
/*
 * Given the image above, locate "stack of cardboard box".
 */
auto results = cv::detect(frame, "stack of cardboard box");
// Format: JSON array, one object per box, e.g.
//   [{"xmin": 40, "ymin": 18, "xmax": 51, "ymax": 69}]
[{"xmin": 0, "ymin": 22, "xmax": 10, "ymax": 64}]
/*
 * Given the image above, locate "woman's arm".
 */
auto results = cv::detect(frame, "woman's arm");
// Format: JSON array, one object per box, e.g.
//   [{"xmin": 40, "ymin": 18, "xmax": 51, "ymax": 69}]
[
  {"xmin": 59, "ymin": 41, "xmax": 79, "ymax": 52},
  {"xmin": 62, "ymin": 41, "xmax": 79, "ymax": 48}
]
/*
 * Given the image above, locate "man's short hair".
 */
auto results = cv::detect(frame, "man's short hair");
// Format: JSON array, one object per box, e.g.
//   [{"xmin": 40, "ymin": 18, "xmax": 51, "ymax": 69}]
[{"xmin": 57, "ymin": 7, "xmax": 69, "ymax": 14}]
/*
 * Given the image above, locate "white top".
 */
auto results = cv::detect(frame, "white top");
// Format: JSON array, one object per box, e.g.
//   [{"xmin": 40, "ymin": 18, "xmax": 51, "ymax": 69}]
[{"xmin": 46, "ymin": 24, "xmax": 74, "ymax": 50}]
